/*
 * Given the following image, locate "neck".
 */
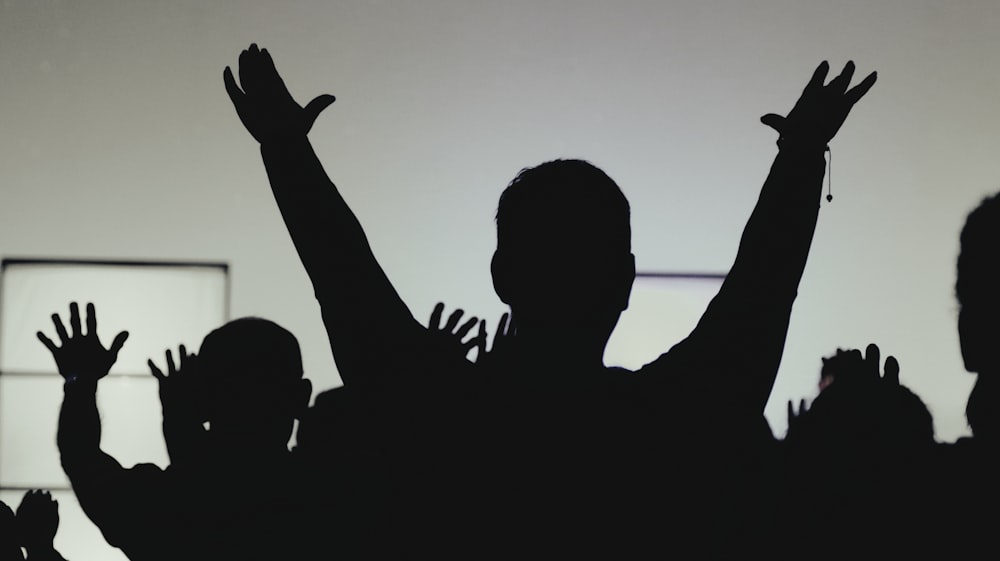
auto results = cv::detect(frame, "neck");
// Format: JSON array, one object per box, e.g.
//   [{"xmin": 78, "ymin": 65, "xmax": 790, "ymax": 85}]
[
  {"xmin": 207, "ymin": 432, "xmax": 291, "ymax": 462},
  {"xmin": 511, "ymin": 330, "xmax": 608, "ymax": 375}
]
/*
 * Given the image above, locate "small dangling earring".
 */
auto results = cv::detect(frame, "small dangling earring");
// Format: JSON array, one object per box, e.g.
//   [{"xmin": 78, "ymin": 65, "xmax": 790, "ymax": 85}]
[{"xmin": 825, "ymin": 145, "xmax": 833, "ymax": 203}]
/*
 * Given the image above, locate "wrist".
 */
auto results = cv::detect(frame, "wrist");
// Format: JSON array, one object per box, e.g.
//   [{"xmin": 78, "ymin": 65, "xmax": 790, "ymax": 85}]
[
  {"xmin": 63, "ymin": 375, "xmax": 98, "ymax": 393},
  {"xmin": 260, "ymin": 134, "xmax": 310, "ymax": 150},
  {"xmin": 776, "ymin": 136, "xmax": 829, "ymax": 154}
]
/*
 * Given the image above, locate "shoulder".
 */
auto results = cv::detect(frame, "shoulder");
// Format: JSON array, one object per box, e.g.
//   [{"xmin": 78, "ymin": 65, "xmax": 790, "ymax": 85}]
[{"xmin": 125, "ymin": 462, "xmax": 171, "ymax": 492}]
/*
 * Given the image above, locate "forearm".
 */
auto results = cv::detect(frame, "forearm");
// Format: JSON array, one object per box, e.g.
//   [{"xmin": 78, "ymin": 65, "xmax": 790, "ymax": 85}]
[
  {"xmin": 725, "ymin": 141, "xmax": 826, "ymax": 297},
  {"xmin": 260, "ymin": 137, "xmax": 381, "ymax": 293},
  {"xmin": 259, "ymin": 137, "xmax": 430, "ymax": 387},
  {"xmin": 57, "ymin": 379, "xmax": 102, "ymax": 465},
  {"xmin": 57, "ymin": 379, "xmax": 121, "ymax": 482},
  {"xmin": 683, "ymin": 141, "xmax": 826, "ymax": 410}
]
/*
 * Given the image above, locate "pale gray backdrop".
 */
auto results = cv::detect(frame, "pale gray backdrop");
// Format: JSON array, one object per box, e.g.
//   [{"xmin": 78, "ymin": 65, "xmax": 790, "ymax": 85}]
[{"xmin": 1, "ymin": 0, "xmax": 996, "ymax": 475}]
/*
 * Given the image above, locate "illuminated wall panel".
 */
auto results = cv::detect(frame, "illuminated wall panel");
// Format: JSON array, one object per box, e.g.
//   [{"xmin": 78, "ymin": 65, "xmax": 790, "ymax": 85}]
[{"xmin": 0, "ymin": 259, "xmax": 227, "ymax": 561}]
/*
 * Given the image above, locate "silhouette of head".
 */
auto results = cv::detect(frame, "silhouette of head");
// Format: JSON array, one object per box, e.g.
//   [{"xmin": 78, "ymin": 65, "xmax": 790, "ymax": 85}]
[
  {"xmin": 197, "ymin": 317, "xmax": 312, "ymax": 450},
  {"xmin": 957, "ymin": 193, "xmax": 1000, "ymax": 439},
  {"xmin": 957, "ymin": 193, "xmax": 1000, "ymax": 373},
  {"xmin": 491, "ymin": 159, "xmax": 636, "ymax": 351}
]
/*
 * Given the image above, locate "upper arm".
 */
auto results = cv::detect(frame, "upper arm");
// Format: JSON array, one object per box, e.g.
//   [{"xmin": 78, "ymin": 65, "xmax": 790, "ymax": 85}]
[
  {"xmin": 642, "ymin": 277, "xmax": 794, "ymax": 416},
  {"xmin": 69, "ymin": 462, "xmax": 166, "ymax": 551},
  {"xmin": 258, "ymin": 139, "xmax": 461, "ymax": 389}
]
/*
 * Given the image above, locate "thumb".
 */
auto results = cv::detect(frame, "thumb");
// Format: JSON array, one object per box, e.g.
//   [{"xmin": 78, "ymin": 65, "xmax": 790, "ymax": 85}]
[
  {"xmin": 304, "ymin": 94, "xmax": 336, "ymax": 131},
  {"xmin": 148, "ymin": 359, "xmax": 166, "ymax": 382},
  {"xmin": 760, "ymin": 113, "xmax": 786, "ymax": 134},
  {"xmin": 109, "ymin": 331, "xmax": 129, "ymax": 358},
  {"xmin": 223, "ymin": 66, "xmax": 244, "ymax": 105}
]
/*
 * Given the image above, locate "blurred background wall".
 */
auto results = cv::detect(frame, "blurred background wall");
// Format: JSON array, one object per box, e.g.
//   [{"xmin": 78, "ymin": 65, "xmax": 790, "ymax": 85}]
[{"xmin": 1, "ymin": 0, "xmax": 996, "ymax": 488}]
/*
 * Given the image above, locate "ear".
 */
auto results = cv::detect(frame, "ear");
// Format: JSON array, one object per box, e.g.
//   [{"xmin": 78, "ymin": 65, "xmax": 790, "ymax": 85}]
[
  {"xmin": 491, "ymin": 250, "xmax": 514, "ymax": 305},
  {"xmin": 959, "ymin": 307, "xmax": 983, "ymax": 373},
  {"xmin": 292, "ymin": 378, "xmax": 313, "ymax": 419},
  {"xmin": 616, "ymin": 253, "xmax": 637, "ymax": 312}
]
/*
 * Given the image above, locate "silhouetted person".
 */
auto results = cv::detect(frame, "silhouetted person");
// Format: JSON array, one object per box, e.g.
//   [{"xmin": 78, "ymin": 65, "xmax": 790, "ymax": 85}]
[
  {"xmin": 294, "ymin": 301, "xmax": 509, "ymax": 558},
  {"xmin": 781, "ymin": 344, "xmax": 935, "ymax": 558},
  {"xmin": 39, "ymin": 303, "xmax": 322, "ymax": 561},
  {"xmin": 957, "ymin": 193, "xmax": 1000, "ymax": 441},
  {"xmin": 224, "ymin": 45, "xmax": 875, "ymax": 555},
  {"xmin": 937, "ymin": 192, "xmax": 1000, "ymax": 552}
]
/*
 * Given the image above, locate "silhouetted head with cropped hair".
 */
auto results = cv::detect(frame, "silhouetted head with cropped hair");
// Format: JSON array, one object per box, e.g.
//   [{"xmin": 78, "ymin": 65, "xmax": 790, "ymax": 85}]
[
  {"xmin": 957, "ymin": 193, "xmax": 1000, "ymax": 440},
  {"xmin": 197, "ymin": 317, "xmax": 312, "ymax": 452},
  {"xmin": 491, "ymin": 159, "xmax": 636, "ymax": 360}
]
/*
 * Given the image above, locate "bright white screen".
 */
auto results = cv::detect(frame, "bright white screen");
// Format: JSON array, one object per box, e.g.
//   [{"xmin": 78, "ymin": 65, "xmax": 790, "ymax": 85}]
[
  {"xmin": 0, "ymin": 260, "xmax": 227, "ymax": 561},
  {"xmin": 0, "ymin": 375, "xmax": 169, "ymax": 489},
  {"xmin": 1, "ymin": 261, "xmax": 228, "ymax": 375}
]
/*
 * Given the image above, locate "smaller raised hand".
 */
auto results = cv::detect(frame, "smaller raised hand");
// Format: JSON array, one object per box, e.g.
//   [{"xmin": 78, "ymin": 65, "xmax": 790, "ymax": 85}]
[
  {"xmin": 148, "ymin": 345, "xmax": 203, "ymax": 417},
  {"xmin": 820, "ymin": 343, "xmax": 899, "ymax": 389},
  {"xmin": 787, "ymin": 398, "xmax": 808, "ymax": 427},
  {"xmin": 872, "ymin": 344, "xmax": 901, "ymax": 386},
  {"xmin": 37, "ymin": 303, "xmax": 128, "ymax": 384},
  {"xmin": 428, "ymin": 302, "xmax": 486, "ymax": 362},
  {"xmin": 149, "ymin": 346, "xmax": 208, "ymax": 465},
  {"xmin": 15, "ymin": 490, "xmax": 59, "ymax": 553},
  {"xmin": 477, "ymin": 312, "xmax": 515, "ymax": 369}
]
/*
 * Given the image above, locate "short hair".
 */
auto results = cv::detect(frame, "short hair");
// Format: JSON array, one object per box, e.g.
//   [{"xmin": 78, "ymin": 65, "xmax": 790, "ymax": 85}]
[
  {"xmin": 495, "ymin": 159, "xmax": 631, "ymax": 254},
  {"xmin": 198, "ymin": 317, "xmax": 303, "ymax": 382},
  {"xmin": 957, "ymin": 192, "xmax": 1000, "ymax": 308}
]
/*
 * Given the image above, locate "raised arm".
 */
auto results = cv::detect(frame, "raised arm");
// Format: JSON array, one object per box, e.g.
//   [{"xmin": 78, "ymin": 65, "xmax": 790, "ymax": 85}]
[
  {"xmin": 649, "ymin": 62, "xmax": 877, "ymax": 415},
  {"xmin": 224, "ymin": 44, "xmax": 455, "ymax": 390},
  {"xmin": 37, "ymin": 302, "xmax": 128, "ymax": 476},
  {"xmin": 37, "ymin": 304, "xmax": 143, "ymax": 543}
]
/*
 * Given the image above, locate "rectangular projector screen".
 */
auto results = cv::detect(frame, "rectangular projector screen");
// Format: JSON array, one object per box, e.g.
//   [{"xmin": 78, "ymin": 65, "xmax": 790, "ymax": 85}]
[
  {"xmin": 0, "ymin": 259, "xmax": 228, "ymax": 561},
  {"xmin": 1, "ymin": 259, "xmax": 229, "ymax": 376}
]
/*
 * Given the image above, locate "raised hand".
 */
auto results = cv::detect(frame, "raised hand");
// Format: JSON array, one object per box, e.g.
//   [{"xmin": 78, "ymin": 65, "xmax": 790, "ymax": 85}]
[
  {"xmin": 15, "ymin": 490, "xmax": 59, "ymax": 551},
  {"xmin": 477, "ymin": 311, "xmax": 515, "ymax": 368},
  {"xmin": 819, "ymin": 343, "xmax": 899, "ymax": 389},
  {"xmin": 148, "ymin": 345, "xmax": 203, "ymax": 417},
  {"xmin": 224, "ymin": 43, "xmax": 336, "ymax": 143},
  {"xmin": 786, "ymin": 398, "xmax": 808, "ymax": 427},
  {"xmin": 863, "ymin": 342, "xmax": 900, "ymax": 385},
  {"xmin": 428, "ymin": 302, "xmax": 486, "ymax": 362},
  {"xmin": 37, "ymin": 302, "xmax": 128, "ymax": 383},
  {"xmin": 760, "ymin": 60, "xmax": 877, "ymax": 148},
  {"xmin": 149, "ymin": 346, "xmax": 208, "ymax": 465}
]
